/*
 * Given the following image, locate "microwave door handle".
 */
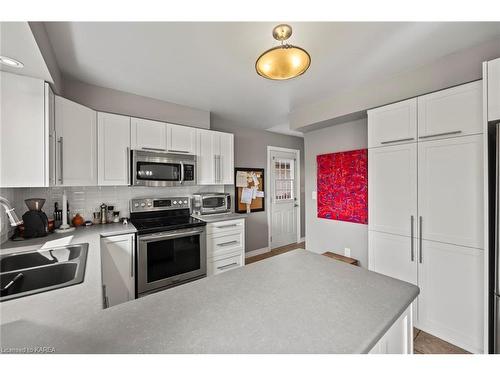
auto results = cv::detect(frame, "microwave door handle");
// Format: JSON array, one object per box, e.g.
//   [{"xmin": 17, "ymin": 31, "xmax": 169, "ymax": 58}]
[{"xmin": 180, "ymin": 161, "xmax": 184, "ymax": 184}]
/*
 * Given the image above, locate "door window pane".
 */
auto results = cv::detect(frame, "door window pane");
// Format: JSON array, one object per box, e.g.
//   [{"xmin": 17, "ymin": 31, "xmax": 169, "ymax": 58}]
[{"xmin": 274, "ymin": 158, "xmax": 295, "ymax": 201}]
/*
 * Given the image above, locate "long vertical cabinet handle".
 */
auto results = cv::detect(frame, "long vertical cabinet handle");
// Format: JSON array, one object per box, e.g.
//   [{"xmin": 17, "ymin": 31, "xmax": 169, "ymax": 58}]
[
  {"xmin": 410, "ymin": 215, "xmax": 415, "ymax": 261},
  {"xmin": 57, "ymin": 137, "xmax": 64, "ymax": 184},
  {"xmin": 419, "ymin": 216, "xmax": 423, "ymax": 263},
  {"xmin": 213, "ymin": 155, "xmax": 217, "ymax": 183},
  {"xmin": 130, "ymin": 236, "xmax": 134, "ymax": 278},
  {"xmin": 219, "ymin": 154, "xmax": 223, "ymax": 183}
]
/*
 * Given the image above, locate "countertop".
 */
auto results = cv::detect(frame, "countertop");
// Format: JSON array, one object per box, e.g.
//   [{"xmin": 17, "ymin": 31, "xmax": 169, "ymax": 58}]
[
  {"xmin": 0, "ymin": 248, "xmax": 419, "ymax": 353},
  {"xmin": 192, "ymin": 212, "xmax": 247, "ymax": 223},
  {"xmin": 0, "ymin": 223, "xmax": 137, "ymax": 347}
]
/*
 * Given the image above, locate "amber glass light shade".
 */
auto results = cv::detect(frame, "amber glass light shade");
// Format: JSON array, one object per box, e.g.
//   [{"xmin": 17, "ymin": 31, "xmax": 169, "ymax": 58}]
[{"xmin": 255, "ymin": 44, "xmax": 311, "ymax": 80}]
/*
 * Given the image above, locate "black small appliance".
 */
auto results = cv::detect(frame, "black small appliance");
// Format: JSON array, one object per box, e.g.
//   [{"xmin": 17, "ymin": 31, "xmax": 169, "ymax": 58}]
[{"xmin": 22, "ymin": 198, "xmax": 49, "ymax": 238}]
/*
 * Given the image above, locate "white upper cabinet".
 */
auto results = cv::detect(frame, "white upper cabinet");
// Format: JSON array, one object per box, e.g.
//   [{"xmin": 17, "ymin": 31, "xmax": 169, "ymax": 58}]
[
  {"xmin": 196, "ymin": 129, "xmax": 234, "ymax": 185},
  {"xmin": 367, "ymin": 98, "xmax": 417, "ymax": 148},
  {"xmin": 417, "ymin": 81, "xmax": 482, "ymax": 140},
  {"xmin": 98, "ymin": 112, "xmax": 131, "ymax": 186},
  {"xmin": 219, "ymin": 132, "xmax": 234, "ymax": 185},
  {"xmin": 417, "ymin": 240, "xmax": 484, "ymax": 353},
  {"xmin": 196, "ymin": 129, "xmax": 217, "ymax": 185},
  {"xmin": 368, "ymin": 143, "xmax": 417, "ymax": 236},
  {"xmin": 418, "ymin": 135, "xmax": 483, "ymax": 249},
  {"xmin": 488, "ymin": 57, "xmax": 500, "ymax": 121},
  {"xmin": 131, "ymin": 117, "xmax": 167, "ymax": 151},
  {"xmin": 55, "ymin": 96, "xmax": 97, "ymax": 186},
  {"xmin": 166, "ymin": 123, "xmax": 196, "ymax": 154},
  {"xmin": 0, "ymin": 72, "xmax": 49, "ymax": 187}
]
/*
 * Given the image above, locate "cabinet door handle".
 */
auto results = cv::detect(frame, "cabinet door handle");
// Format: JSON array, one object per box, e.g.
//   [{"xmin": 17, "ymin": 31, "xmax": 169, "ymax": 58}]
[
  {"xmin": 57, "ymin": 137, "xmax": 64, "ymax": 184},
  {"xmin": 217, "ymin": 262, "xmax": 238, "ymax": 270},
  {"xmin": 418, "ymin": 130, "xmax": 462, "ymax": 139},
  {"xmin": 219, "ymin": 154, "xmax": 223, "ymax": 183},
  {"xmin": 218, "ymin": 240, "xmax": 238, "ymax": 247},
  {"xmin": 102, "ymin": 285, "xmax": 109, "ymax": 308},
  {"xmin": 380, "ymin": 137, "xmax": 414, "ymax": 145},
  {"xmin": 130, "ymin": 238, "xmax": 135, "ymax": 278},
  {"xmin": 410, "ymin": 215, "xmax": 415, "ymax": 262},
  {"xmin": 419, "ymin": 216, "xmax": 423, "ymax": 263}
]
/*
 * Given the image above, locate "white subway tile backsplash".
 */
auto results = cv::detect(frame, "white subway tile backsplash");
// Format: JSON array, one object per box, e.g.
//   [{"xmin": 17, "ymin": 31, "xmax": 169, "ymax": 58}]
[{"xmin": 10, "ymin": 185, "xmax": 224, "ymax": 222}]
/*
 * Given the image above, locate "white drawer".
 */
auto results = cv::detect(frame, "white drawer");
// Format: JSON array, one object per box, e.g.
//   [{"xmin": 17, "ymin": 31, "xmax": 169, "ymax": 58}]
[
  {"xmin": 207, "ymin": 231, "xmax": 244, "ymax": 259},
  {"xmin": 207, "ymin": 219, "xmax": 245, "ymax": 235},
  {"xmin": 208, "ymin": 252, "xmax": 244, "ymax": 276}
]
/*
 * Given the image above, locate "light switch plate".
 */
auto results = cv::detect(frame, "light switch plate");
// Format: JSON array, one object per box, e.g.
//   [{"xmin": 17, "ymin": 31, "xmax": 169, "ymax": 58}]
[
  {"xmin": 312, "ymin": 191, "xmax": 317, "ymax": 200},
  {"xmin": 344, "ymin": 247, "xmax": 351, "ymax": 257}
]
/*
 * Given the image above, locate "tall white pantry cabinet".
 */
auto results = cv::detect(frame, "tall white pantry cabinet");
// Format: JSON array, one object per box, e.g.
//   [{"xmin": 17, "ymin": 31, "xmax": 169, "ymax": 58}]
[{"xmin": 368, "ymin": 81, "xmax": 484, "ymax": 354}]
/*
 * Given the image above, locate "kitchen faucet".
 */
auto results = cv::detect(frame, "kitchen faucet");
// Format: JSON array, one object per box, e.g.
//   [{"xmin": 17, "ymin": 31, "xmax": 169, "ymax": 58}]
[{"xmin": 0, "ymin": 196, "xmax": 22, "ymax": 226}]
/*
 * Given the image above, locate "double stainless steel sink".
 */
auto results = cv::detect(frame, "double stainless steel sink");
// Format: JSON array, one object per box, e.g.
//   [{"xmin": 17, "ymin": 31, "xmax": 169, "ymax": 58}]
[{"xmin": 0, "ymin": 244, "xmax": 88, "ymax": 302}]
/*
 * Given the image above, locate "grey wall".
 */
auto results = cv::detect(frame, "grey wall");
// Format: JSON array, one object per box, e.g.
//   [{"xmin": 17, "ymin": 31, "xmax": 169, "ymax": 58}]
[
  {"xmin": 304, "ymin": 118, "xmax": 368, "ymax": 267},
  {"xmin": 291, "ymin": 36, "xmax": 500, "ymax": 131},
  {"xmin": 62, "ymin": 77, "xmax": 210, "ymax": 129},
  {"xmin": 211, "ymin": 115, "xmax": 305, "ymax": 253}
]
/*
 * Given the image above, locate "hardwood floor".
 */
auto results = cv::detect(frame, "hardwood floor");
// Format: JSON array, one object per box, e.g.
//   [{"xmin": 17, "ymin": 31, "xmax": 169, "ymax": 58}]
[
  {"xmin": 246, "ymin": 243, "xmax": 470, "ymax": 354},
  {"xmin": 413, "ymin": 329, "xmax": 469, "ymax": 354},
  {"xmin": 245, "ymin": 242, "xmax": 305, "ymax": 264}
]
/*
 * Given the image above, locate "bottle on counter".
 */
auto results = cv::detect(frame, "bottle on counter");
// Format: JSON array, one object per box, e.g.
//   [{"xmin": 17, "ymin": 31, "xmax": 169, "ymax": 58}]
[
  {"xmin": 100, "ymin": 203, "xmax": 108, "ymax": 224},
  {"xmin": 53, "ymin": 202, "xmax": 62, "ymax": 229}
]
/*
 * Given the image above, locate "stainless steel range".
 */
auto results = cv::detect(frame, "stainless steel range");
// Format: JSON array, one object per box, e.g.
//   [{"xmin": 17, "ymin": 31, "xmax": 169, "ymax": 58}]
[{"xmin": 130, "ymin": 197, "xmax": 207, "ymax": 297}]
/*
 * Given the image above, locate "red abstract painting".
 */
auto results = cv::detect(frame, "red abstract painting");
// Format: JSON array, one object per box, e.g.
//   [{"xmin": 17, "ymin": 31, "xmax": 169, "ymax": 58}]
[{"xmin": 316, "ymin": 149, "xmax": 368, "ymax": 224}]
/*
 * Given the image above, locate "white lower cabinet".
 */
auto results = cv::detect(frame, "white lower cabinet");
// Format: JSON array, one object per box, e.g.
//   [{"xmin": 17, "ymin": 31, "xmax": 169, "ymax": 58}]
[
  {"xmin": 416, "ymin": 240, "xmax": 484, "ymax": 353},
  {"xmin": 369, "ymin": 305, "xmax": 413, "ymax": 354},
  {"xmin": 206, "ymin": 219, "xmax": 245, "ymax": 276},
  {"xmin": 101, "ymin": 234, "xmax": 135, "ymax": 308},
  {"xmin": 368, "ymin": 231, "xmax": 417, "ymax": 285}
]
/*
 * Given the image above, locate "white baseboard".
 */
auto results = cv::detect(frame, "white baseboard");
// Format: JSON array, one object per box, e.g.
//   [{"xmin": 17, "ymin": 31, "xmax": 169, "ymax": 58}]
[{"xmin": 245, "ymin": 246, "xmax": 271, "ymax": 258}]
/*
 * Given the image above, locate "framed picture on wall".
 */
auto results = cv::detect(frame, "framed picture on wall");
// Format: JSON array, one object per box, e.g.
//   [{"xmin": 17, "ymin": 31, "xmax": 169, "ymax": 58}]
[{"xmin": 234, "ymin": 168, "xmax": 265, "ymax": 213}]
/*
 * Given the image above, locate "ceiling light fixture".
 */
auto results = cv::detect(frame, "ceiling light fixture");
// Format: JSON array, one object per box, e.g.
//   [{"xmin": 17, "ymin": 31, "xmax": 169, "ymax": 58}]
[
  {"xmin": 0, "ymin": 56, "xmax": 24, "ymax": 68},
  {"xmin": 255, "ymin": 24, "xmax": 311, "ymax": 80}
]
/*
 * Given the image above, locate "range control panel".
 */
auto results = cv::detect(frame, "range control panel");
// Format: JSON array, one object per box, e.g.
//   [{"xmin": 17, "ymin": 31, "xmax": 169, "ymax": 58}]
[{"xmin": 130, "ymin": 197, "xmax": 190, "ymax": 213}]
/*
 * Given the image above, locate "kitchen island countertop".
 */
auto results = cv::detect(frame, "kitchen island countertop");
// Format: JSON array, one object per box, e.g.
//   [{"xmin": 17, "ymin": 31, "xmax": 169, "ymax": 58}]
[{"xmin": 0, "ymin": 247, "xmax": 418, "ymax": 353}]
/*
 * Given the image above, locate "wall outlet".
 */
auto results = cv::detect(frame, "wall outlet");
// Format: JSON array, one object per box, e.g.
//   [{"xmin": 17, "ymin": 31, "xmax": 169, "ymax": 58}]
[
  {"xmin": 344, "ymin": 247, "xmax": 351, "ymax": 257},
  {"xmin": 312, "ymin": 191, "xmax": 317, "ymax": 200}
]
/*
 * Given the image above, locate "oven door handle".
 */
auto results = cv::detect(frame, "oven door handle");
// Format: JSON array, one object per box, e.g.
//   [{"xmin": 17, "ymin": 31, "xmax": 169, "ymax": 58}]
[{"xmin": 139, "ymin": 229, "xmax": 204, "ymax": 242}]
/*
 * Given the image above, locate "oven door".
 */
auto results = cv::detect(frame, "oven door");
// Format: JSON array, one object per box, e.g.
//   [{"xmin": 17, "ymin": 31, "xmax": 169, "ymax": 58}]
[{"xmin": 137, "ymin": 227, "xmax": 206, "ymax": 295}]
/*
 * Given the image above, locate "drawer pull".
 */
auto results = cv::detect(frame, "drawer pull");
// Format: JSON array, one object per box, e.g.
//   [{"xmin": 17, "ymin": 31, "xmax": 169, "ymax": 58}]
[
  {"xmin": 217, "ymin": 262, "xmax": 238, "ymax": 270},
  {"xmin": 215, "ymin": 224, "xmax": 239, "ymax": 229},
  {"xmin": 218, "ymin": 240, "xmax": 239, "ymax": 247}
]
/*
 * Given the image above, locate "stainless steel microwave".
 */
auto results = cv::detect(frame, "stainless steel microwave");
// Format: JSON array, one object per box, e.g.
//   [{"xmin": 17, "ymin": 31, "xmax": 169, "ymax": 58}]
[
  {"xmin": 131, "ymin": 149, "xmax": 196, "ymax": 187},
  {"xmin": 192, "ymin": 193, "xmax": 231, "ymax": 215}
]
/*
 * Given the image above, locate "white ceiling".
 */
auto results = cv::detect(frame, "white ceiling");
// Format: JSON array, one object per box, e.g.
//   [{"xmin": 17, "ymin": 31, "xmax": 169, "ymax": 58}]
[
  {"xmin": 44, "ymin": 22, "xmax": 500, "ymax": 130},
  {"xmin": 0, "ymin": 22, "xmax": 53, "ymax": 82}
]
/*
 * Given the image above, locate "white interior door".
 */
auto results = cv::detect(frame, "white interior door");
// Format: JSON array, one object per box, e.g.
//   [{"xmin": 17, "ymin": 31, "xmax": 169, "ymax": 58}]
[{"xmin": 270, "ymin": 150, "xmax": 298, "ymax": 249}]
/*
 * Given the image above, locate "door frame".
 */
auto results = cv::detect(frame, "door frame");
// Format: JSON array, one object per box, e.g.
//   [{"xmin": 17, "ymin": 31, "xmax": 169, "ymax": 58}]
[{"xmin": 266, "ymin": 146, "xmax": 301, "ymax": 249}]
